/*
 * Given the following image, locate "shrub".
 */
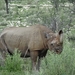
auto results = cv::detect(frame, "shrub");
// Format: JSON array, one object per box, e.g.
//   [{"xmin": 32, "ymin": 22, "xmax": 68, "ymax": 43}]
[{"xmin": 4, "ymin": 49, "xmax": 24, "ymax": 72}]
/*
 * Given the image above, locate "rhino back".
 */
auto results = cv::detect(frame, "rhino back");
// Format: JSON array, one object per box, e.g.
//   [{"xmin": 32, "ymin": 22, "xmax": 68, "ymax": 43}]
[{"xmin": 0, "ymin": 25, "xmax": 52, "ymax": 52}]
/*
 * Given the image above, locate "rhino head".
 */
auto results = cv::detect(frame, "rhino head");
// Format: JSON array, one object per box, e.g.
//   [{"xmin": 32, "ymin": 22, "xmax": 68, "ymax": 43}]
[{"xmin": 46, "ymin": 30, "xmax": 63, "ymax": 54}]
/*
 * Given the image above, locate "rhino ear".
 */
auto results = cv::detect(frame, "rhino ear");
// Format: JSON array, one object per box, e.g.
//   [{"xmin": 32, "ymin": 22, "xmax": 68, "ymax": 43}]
[
  {"xmin": 45, "ymin": 33, "xmax": 49, "ymax": 39},
  {"xmin": 59, "ymin": 30, "xmax": 63, "ymax": 35},
  {"xmin": 58, "ymin": 30, "xmax": 63, "ymax": 42},
  {"xmin": 44, "ymin": 33, "xmax": 53, "ymax": 39}
]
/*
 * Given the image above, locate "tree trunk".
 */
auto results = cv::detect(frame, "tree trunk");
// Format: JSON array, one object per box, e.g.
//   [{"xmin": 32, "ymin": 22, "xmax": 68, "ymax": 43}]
[
  {"xmin": 5, "ymin": 0, "xmax": 9, "ymax": 14},
  {"xmin": 52, "ymin": 18, "xmax": 56, "ymax": 32},
  {"xmin": 51, "ymin": 0, "xmax": 59, "ymax": 32}
]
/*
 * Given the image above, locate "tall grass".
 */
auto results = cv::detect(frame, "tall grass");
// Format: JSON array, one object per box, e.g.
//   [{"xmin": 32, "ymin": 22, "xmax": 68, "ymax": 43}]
[
  {"xmin": 0, "ymin": 36, "xmax": 75, "ymax": 75},
  {"xmin": 2, "ymin": 49, "xmax": 24, "ymax": 72}
]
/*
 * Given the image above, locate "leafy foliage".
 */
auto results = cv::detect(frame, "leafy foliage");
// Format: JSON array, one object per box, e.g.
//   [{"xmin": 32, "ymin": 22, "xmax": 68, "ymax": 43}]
[
  {"xmin": 3, "ymin": 49, "xmax": 24, "ymax": 72},
  {"xmin": 0, "ymin": 0, "xmax": 75, "ymax": 31}
]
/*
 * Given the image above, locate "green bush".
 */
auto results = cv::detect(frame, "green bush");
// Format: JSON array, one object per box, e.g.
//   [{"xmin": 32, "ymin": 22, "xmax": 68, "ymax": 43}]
[{"xmin": 3, "ymin": 49, "xmax": 24, "ymax": 72}]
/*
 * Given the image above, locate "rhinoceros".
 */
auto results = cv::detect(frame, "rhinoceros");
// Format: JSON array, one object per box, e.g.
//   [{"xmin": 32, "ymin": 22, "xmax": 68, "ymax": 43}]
[{"xmin": 0, "ymin": 25, "xmax": 63, "ymax": 71}]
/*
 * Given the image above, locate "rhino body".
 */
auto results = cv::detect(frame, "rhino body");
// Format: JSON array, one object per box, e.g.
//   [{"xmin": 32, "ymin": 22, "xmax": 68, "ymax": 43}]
[{"xmin": 0, "ymin": 25, "xmax": 63, "ymax": 71}]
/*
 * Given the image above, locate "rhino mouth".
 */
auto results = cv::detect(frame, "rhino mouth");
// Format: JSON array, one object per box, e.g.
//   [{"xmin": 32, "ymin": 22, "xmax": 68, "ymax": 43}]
[
  {"xmin": 49, "ymin": 47, "xmax": 62, "ymax": 54},
  {"xmin": 55, "ymin": 48, "xmax": 62, "ymax": 54}
]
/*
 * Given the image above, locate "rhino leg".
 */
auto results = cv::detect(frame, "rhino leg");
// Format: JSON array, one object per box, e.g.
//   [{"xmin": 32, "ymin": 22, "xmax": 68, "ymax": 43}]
[
  {"xmin": 37, "ymin": 57, "xmax": 41, "ymax": 71},
  {"xmin": 30, "ymin": 51, "xmax": 38, "ymax": 71}
]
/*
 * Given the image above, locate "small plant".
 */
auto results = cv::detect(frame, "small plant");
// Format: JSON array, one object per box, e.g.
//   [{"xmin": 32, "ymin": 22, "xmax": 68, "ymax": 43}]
[{"xmin": 4, "ymin": 49, "xmax": 24, "ymax": 72}]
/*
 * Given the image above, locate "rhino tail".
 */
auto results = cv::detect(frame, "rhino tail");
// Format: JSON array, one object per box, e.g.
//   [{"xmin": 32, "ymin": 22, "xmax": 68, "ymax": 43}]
[{"xmin": 0, "ymin": 34, "xmax": 8, "ymax": 53}]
